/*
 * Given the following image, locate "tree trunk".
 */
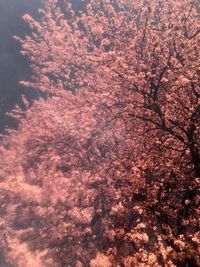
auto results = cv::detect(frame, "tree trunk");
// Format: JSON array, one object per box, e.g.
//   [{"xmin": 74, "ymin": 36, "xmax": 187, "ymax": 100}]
[{"xmin": 189, "ymin": 146, "xmax": 200, "ymax": 177}]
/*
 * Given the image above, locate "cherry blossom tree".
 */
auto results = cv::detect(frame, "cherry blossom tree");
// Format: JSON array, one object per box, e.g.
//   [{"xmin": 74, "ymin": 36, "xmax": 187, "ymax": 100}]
[{"xmin": 0, "ymin": 0, "xmax": 200, "ymax": 266}]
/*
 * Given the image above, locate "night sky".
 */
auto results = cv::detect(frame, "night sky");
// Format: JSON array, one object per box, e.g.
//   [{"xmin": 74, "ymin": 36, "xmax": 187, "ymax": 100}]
[
  {"xmin": 0, "ymin": 0, "xmax": 42, "ymax": 132},
  {"xmin": 0, "ymin": 0, "xmax": 88, "ymax": 133}
]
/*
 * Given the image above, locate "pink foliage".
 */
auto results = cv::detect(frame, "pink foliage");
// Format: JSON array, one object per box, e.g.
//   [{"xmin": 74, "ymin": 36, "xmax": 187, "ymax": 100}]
[{"xmin": 0, "ymin": 0, "xmax": 199, "ymax": 266}]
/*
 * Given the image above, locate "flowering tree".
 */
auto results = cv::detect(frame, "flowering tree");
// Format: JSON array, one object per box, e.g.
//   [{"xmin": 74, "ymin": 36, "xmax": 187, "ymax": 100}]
[{"xmin": 0, "ymin": 0, "xmax": 200, "ymax": 266}]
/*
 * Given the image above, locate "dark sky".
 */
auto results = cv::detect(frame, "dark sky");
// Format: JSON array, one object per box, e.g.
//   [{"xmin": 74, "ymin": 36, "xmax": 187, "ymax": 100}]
[
  {"xmin": 0, "ymin": 0, "xmax": 86, "ymax": 133},
  {"xmin": 0, "ymin": 0, "xmax": 42, "ymax": 132}
]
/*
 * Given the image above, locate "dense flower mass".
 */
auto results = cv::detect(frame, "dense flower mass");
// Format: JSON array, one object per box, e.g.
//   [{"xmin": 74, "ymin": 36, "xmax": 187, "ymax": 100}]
[{"xmin": 0, "ymin": 0, "xmax": 200, "ymax": 266}]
